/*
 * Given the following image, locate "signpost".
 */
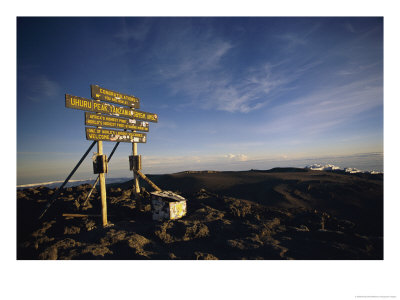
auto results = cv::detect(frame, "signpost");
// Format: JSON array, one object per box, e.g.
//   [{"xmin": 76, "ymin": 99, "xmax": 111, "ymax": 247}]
[
  {"xmin": 60, "ymin": 85, "xmax": 158, "ymax": 227},
  {"xmin": 41, "ymin": 84, "xmax": 187, "ymax": 224}
]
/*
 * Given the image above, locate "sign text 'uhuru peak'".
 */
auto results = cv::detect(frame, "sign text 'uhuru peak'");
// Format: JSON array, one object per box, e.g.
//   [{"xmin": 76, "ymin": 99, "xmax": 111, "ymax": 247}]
[{"xmin": 65, "ymin": 94, "xmax": 158, "ymax": 122}]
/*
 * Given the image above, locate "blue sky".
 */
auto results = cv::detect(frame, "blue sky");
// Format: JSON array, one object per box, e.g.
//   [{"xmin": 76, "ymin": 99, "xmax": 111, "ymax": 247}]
[{"xmin": 17, "ymin": 17, "xmax": 383, "ymax": 184}]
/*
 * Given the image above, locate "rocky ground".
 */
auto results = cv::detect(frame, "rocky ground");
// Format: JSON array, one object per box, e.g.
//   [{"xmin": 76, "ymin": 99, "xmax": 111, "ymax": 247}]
[{"xmin": 17, "ymin": 168, "xmax": 383, "ymax": 260}]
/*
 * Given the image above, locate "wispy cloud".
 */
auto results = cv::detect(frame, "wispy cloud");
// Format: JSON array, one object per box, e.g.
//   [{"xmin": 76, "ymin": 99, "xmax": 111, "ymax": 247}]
[
  {"xmin": 257, "ymin": 75, "xmax": 382, "ymax": 137},
  {"xmin": 275, "ymin": 22, "xmax": 321, "ymax": 52},
  {"xmin": 114, "ymin": 18, "xmax": 152, "ymax": 42},
  {"xmin": 344, "ymin": 22, "xmax": 357, "ymax": 34},
  {"xmin": 277, "ymin": 33, "xmax": 307, "ymax": 50},
  {"xmin": 336, "ymin": 62, "xmax": 380, "ymax": 77},
  {"xmin": 156, "ymin": 38, "xmax": 233, "ymax": 79},
  {"xmin": 147, "ymin": 21, "xmax": 329, "ymax": 114},
  {"xmin": 200, "ymin": 64, "xmax": 289, "ymax": 113},
  {"xmin": 224, "ymin": 153, "xmax": 248, "ymax": 161},
  {"xmin": 22, "ymin": 74, "xmax": 60, "ymax": 102},
  {"xmin": 155, "ymin": 42, "xmax": 292, "ymax": 113}
]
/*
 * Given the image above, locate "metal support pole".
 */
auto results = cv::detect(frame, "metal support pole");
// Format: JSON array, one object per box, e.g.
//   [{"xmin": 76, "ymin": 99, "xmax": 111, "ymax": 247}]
[
  {"xmin": 38, "ymin": 141, "xmax": 97, "ymax": 220},
  {"xmin": 97, "ymin": 140, "xmax": 107, "ymax": 226},
  {"xmin": 136, "ymin": 170, "xmax": 162, "ymax": 192},
  {"xmin": 82, "ymin": 142, "xmax": 120, "ymax": 207},
  {"xmin": 95, "ymin": 98, "xmax": 108, "ymax": 227},
  {"xmin": 132, "ymin": 141, "xmax": 140, "ymax": 194},
  {"xmin": 108, "ymin": 141, "xmax": 121, "ymax": 162},
  {"xmin": 132, "ymin": 139, "xmax": 141, "ymax": 211},
  {"xmin": 84, "ymin": 176, "xmax": 100, "ymax": 205}
]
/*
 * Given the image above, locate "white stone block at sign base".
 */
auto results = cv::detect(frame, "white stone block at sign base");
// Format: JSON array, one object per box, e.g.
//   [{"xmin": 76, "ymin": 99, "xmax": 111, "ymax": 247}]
[{"xmin": 150, "ymin": 191, "xmax": 187, "ymax": 221}]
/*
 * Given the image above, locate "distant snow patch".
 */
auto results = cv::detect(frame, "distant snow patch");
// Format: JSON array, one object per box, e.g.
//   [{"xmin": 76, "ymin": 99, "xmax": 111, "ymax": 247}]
[
  {"xmin": 306, "ymin": 164, "xmax": 341, "ymax": 171},
  {"xmin": 305, "ymin": 164, "xmax": 382, "ymax": 174},
  {"xmin": 344, "ymin": 167, "xmax": 363, "ymax": 174}
]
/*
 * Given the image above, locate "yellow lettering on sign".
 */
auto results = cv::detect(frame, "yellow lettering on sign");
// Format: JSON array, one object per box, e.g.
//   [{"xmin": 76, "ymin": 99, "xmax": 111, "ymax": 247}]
[
  {"xmin": 103, "ymin": 121, "xmax": 115, "ymax": 127},
  {"xmin": 132, "ymin": 111, "xmax": 143, "ymax": 118},
  {"xmin": 70, "ymin": 98, "xmax": 91, "ymax": 109},
  {"xmin": 87, "ymin": 119, "xmax": 101, "ymax": 126},
  {"xmin": 97, "ymin": 87, "xmax": 138, "ymax": 104},
  {"xmin": 71, "ymin": 98, "xmax": 78, "ymax": 106},
  {"xmin": 89, "ymin": 114, "xmax": 102, "ymax": 120}
]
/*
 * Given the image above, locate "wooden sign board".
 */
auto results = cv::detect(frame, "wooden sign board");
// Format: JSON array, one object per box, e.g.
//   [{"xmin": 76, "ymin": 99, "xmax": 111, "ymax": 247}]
[
  {"xmin": 85, "ymin": 112, "xmax": 149, "ymax": 132},
  {"xmin": 91, "ymin": 85, "xmax": 140, "ymax": 108},
  {"xmin": 86, "ymin": 127, "xmax": 147, "ymax": 143},
  {"xmin": 65, "ymin": 94, "xmax": 158, "ymax": 122}
]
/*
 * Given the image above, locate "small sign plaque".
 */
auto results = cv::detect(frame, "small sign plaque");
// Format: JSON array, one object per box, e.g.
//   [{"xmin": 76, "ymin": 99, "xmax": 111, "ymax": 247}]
[
  {"xmin": 91, "ymin": 85, "xmax": 140, "ymax": 108},
  {"xmin": 85, "ymin": 127, "xmax": 147, "ymax": 143},
  {"xmin": 85, "ymin": 112, "xmax": 149, "ymax": 132}
]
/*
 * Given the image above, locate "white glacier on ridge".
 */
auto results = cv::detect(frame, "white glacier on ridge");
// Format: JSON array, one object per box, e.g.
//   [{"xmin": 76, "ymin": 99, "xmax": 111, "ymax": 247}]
[{"xmin": 305, "ymin": 164, "xmax": 382, "ymax": 174}]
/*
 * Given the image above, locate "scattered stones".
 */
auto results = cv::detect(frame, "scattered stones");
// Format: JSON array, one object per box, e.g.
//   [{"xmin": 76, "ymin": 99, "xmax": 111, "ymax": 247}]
[
  {"xmin": 85, "ymin": 220, "xmax": 96, "ymax": 231},
  {"xmin": 81, "ymin": 245, "xmax": 112, "ymax": 257},
  {"xmin": 17, "ymin": 170, "xmax": 383, "ymax": 260},
  {"xmin": 64, "ymin": 226, "xmax": 81, "ymax": 235},
  {"xmin": 195, "ymin": 252, "xmax": 218, "ymax": 260},
  {"xmin": 126, "ymin": 233, "xmax": 153, "ymax": 257}
]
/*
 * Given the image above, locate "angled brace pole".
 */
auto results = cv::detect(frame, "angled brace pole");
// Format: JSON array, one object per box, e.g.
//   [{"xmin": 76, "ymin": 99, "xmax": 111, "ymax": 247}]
[
  {"xmin": 136, "ymin": 170, "xmax": 162, "ymax": 192},
  {"xmin": 82, "ymin": 141, "xmax": 121, "ymax": 207},
  {"xmin": 38, "ymin": 141, "xmax": 97, "ymax": 220}
]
